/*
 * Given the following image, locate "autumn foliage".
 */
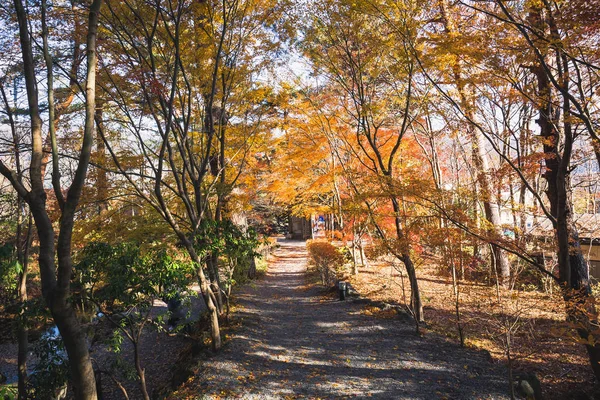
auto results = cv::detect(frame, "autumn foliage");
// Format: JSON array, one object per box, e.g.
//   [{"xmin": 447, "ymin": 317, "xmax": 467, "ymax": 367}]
[
  {"xmin": 2, "ymin": 0, "xmax": 600, "ymax": 397},
  {"xmin": 306, "ymin": 239, "xmax": 345, "ymax": 287}
]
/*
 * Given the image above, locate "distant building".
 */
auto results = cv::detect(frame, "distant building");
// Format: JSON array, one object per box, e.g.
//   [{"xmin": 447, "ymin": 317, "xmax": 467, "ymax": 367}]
[
  {"xmin": 288, "ymin": 216, "xmax": 312, "ymax": 240},
  {"xmin": 288, "ymin": 213, "xmax": 338, "ymax": 240},
  {"xmin": 524, "ymin": 213, "xmax": 600, "ymax": 280}
]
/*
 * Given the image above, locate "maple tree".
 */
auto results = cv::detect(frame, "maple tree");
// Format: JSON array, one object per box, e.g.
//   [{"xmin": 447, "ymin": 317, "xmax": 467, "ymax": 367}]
[
  {"xmin": 297, "ymin": 0, "xmax": 430, "ymax": 325},
  {"xmin": 269, "ymin": 0, "xmax": 600, "ymax": 383},
  {"xmin": 1, "ymin": 0, "xmax": 600, "ymax": 396},
  {"xmin": 97, "ymin": 0, "xmax": 290, "ymax": 352},
  {"xmin": 412, "ymin": 0, "xmax": 600, "ymax": 380}
]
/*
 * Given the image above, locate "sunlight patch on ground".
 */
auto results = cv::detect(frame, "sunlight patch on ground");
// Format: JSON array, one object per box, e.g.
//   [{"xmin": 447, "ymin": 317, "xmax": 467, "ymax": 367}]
[
  {"xmin": 315, "ymin": 320, "xmax": 388, "ymax": 333},
  {"xmin": 248, "ymin": 350, "xmax": 334, "ymax": 366},
  {"xmin": 314, "ymin": 321, "xmax": 350, "ymax": 329},
  {"xmin": 353, "ymin": 324, "xmax": 388, "ymax": 332}
]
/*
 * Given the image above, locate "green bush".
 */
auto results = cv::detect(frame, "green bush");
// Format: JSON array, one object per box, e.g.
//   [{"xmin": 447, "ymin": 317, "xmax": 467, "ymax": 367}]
[
  {"xmin": 0, "ymin": 384, "xmax": 18, "ymax": 400},
  {"xmin": 0, "ymin": 243, "xmax": 21, "ymax": 294},
  {"xmin": 75, "ymin": 242, "xmax": 195, "ymax": 397},
  {"xmin": 194, "ymin": 220, "xmax": 263, "ymax": 288},
  {"xmin": 76, "ymin": 242, "xmax": 194, "ymax": 310},
  {"xmin": 30, "ymin": 326, "xmax": 69, "ymax": 399}
]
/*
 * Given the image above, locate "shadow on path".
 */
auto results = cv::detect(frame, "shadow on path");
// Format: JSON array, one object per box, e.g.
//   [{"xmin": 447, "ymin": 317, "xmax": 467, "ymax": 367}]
[{"xmin": 176, "ymin": 240, "xmax": 508, "ymax": 399}]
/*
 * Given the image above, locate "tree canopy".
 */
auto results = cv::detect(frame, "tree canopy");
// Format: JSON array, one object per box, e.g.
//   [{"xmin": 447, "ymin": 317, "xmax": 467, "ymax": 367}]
[{"xmin": 1, "ymin": 0, "xmax": 600, "ymax": 398}]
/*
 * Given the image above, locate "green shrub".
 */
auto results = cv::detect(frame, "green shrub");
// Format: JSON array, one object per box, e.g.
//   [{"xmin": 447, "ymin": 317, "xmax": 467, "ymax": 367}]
[
  {"xmin": 30, "ymin": 326, "xmax": 69, "ymax": 399},
  {"xmin": 0, "ymin": 243, "xmax": 21, "ymax": 294},
  {"xmin": 0, "ymin": 385, "xmax": 18, "ymax": 400}
]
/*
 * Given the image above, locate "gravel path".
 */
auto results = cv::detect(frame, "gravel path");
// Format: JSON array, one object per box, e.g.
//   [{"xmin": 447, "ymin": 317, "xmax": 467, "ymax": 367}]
[{"xmin": 176, "ymin": 240, "xmax": 510, "ymax": 399}]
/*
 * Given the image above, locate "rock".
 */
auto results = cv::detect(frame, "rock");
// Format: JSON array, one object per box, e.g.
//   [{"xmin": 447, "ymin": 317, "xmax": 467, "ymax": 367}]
[
  {"xmin": 53, "ymin": 383, "xmax": 68, "ymax": 400},
  {"xmin": 515, "ymin": 372, "xmax": 542, "ymax": 400},
  {"xmin": 480, "ymin": 349, "xmax": 493, "ymax": 363},
  {"xmin": 168, "ymin": 293, "xmax": 185, "ymax": 327},
  {"xmin": 518, "ymin": 380, "xmax": 535, "ymax": 399}
]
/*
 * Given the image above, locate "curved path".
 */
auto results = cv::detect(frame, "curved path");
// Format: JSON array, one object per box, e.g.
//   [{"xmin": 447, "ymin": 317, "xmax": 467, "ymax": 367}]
[{"xmin": 175, "ymin": 240, "xmax": 509, "ymax": 399}]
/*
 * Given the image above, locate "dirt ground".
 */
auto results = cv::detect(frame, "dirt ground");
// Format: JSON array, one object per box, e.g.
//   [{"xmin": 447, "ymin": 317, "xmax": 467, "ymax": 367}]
[
  {"xmin": 347, "ymin": 253, "xmax": 598, "ymax": 399},
  {"xmin": 0, "ymin": 288, "xmax": 206, "ymax": 400},
  {"xmin": 171, "ymin": 240, "xmax": 509, "ymax": 399}
]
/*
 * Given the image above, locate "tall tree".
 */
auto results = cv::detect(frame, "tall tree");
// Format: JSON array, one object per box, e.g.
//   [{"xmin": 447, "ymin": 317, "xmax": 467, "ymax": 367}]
[
  {"xmin": 301, "ymin": 0, "xmax": 425, "ymax": 322},
  {"xmin": 438, "ymin": 0, "xmax": 512, "ymax": 285},
  {"xmin": 98, "ymin": 0, "xmax": 288, "ymax": 349},
  {"xmin": 0, "ymin": 76, "xmax": 33, "ymax": 400},
  {"xmin": 417, "ymin": 0, "xmax": 600, "ymax": 379},
  {"xmin": 0, "ymin": 1, "xmax": 103, "ymax": 398}
]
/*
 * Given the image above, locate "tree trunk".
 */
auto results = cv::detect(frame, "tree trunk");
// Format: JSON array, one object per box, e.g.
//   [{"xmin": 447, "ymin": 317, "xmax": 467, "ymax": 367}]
[
  {"xmin": 351, "ymin": 236, "xmax": 359, "ymax": 275},
  {"xmin": 391, "ymin": 197, "xmax": 423, "ymax": 323},
  {"xmin": 529, "ymin": 7, "xmax": 600, "ymax": 378},
  {"xmin": 248, "ymin": 257, "xmax": 257, "ymax": 279},
  {"xmin": 10, "ymin": 1, "xmax": 103, "ymax": 398},
  {"xmin": 401, "ymin": 252, "xmax": 423, "ymax": 324},
  {"xmin": 207, "ymin": 254, "xmax": 224, "ymax": 314},
  {"xmin": 95, "ymin": 99, "xmax": 109, "ymax": 214},
  {"xmin": 474, "ymin": 133, "xmax": 511, "ymax": 285},
  {"xmin": 16, "ymin": 213, "xmax": 31, "ymax": 400},
  {"xmin": 359, "ymin": 243, "xmax": 368, "ymax": 269},
  {"xmin": 50, "ymin": 298, "xmax": 98, "ymax": 399},
  {"xmin": 182, "ymin": 240, "xmax": 221, "ymax": 350},
  {"xmin": 439, "ymin": 0, "xmax": 510, "ymax": 285},
  {"xmin": 133, "ymin": 342, "xmax": 150, "ymax": 400},
  {"xmin": 205, "ymin": 280, "xmax": 222, "ymax": 351}
]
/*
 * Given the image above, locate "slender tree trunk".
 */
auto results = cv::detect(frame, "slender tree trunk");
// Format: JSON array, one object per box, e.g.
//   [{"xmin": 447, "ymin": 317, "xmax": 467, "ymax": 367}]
[
  {"xmin": 204, "ymin": 275, "xmax": 222, "ymax": 351},
  {"xmin": 4, "ymin": 81, "xmax": 32, "ymax": 398},
  {"xmin": 359, "ymin": 242, "xmax": 368, "ymax": 268},
  {"xmin": 390, "ymin": 197, "xmax": 423, "ymax": 323},
  {"xmin": 209, "ymin": 116, "xmax": 227, "ymax": 315},
  {"xmin": 16, "ymin": 213, "xmax": 31, "ymax": 400},
  {"xmin": 16, "ymin": 291, "xmax": 28, "ymax": 400},
  {"xmin": 332, "ymin": 155, "xmax": 344, "ymax": 230},
  {"xmin": 439, "ymin": 0, "xmax": 510, "ymax": 284},
  {"xmin": 473, "ymin": 127, "xmax": 511, "ymax": 284},
  {"xmin": 451, "ymin": 256, "xmax": 464, "ymax": 347},
  {"xmin": 351, "ymin": 230, "xmax": 359, "ymax": 275},
  {"xmin": 133, "ymin": 342, "xmax": 150, "ymax": 400},
  {"xmin": 182, "ymin": 240, "xmax": 221, "ymax": 350},
  {"xmin": 207, "ymin": 255, "xmax": 224, "ymax": 314},
  {"xmin": 10, "ymin": 1, "xmax": 103, "ymax": 397},
  {"xmin": 247, "ymin": 257, "xmax": 257, "ymax": 279},
  {"xmin": 95, "ymin": 99, "xmax": 108, "ymax": 214}
]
